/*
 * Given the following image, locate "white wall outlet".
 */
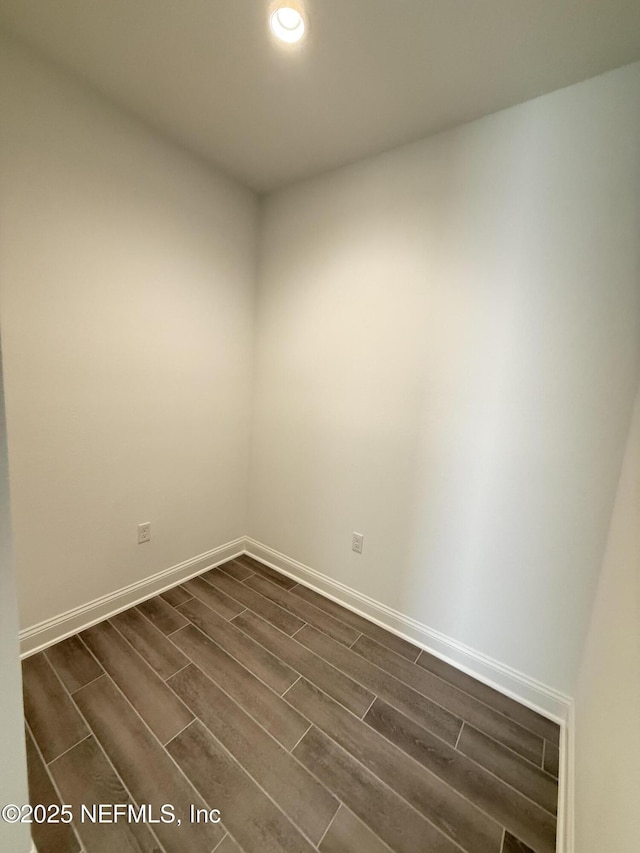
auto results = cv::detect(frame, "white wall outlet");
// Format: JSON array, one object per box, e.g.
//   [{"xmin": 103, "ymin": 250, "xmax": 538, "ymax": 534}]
[
  {"xmin": 137, "ymin": 522, "xmax": 151, "ymax": 544},
  {"xmin": 352, "ymin": 532, "xmax": 364, "ymax": 554}
]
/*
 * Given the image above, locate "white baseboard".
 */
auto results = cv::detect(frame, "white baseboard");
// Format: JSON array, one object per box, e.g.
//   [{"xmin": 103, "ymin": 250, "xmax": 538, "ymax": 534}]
[
  {"xmin": 243, "ymin": 537, "xmax": 574, "ymax": 853},
  {"xmin": 244, "ymin": 538, "xmax": 571, "ymax": 720},
  {"xmin": 18, "ymin": 534, "xmax": 574, "ymax": 852},
  {"xmin": 557, "ymin": 699, "xmax": 575, "ymax": 853},
  {"xmin": 19, "ymin": 537, "xmax": 245, "ymax": 657}
]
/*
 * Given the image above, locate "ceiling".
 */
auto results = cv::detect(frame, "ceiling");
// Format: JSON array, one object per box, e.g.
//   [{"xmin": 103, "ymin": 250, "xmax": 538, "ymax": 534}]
[{"xmin": 1, "ymin": 0, "xmax": 640, "ymax": 192}]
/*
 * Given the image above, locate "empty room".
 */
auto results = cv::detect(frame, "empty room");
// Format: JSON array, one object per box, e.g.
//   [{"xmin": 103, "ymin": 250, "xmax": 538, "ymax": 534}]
[{"xmin": 1, "ymin": 2, "xmax": 639, "ymax": 852}]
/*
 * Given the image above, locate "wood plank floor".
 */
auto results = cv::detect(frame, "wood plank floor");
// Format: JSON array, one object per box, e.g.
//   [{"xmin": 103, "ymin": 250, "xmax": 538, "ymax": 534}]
[{"xmin": 22, "ymin": 556, "xmax": 559, "ymax": 853}]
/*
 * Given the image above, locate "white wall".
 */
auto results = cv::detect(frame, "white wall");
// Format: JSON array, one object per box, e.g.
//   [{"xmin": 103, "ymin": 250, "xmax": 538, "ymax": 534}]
[
  {"xmin": 250, "ymin": 61, "xmax": 640, "ymax": 694},
  {"xmin": 2, "ymin": 26, "xmax": 640, "ymax": 706},
  {"xmin": 573, "ymin": 387, "xmax": 640, "ymax": 851},
  {"xmin": 0, "ymin": 36, "xmax": 258, "ymax": 630},
  {"xmin": 0, "ymin": 338, "xmax": 31, "ymax": 853}
]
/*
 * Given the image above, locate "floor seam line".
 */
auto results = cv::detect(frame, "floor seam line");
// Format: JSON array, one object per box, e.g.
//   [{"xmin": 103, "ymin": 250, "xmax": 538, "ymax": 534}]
[
  {"xmin": 230, "ymin": 611, "xmax": 375, "ymax": 720},
  {"xmin": 166, "ymin": 621, "xmax": 308, "ymax": 733},
  {"xmin": 331, "ymin": 633, "xmax": 544, "ymax": 766},
  {"xmin": 73, "ymin": 669, "xmax": 217, "ymax": 846},
  {"xmin": 26, "ymin": 561, "xmax": 558, "ymax": 853},
  {"xmin": 69, "ymin": 671, "xmax": 105, "ymax": 695},
  {"xmin": 288, "ymin": 658, "xmax": 557, "ymax": 843},
  {"xmin": 47, "ymin": 732, "xmax": 93, "ymax": 766},
  {"xmin": 244, "ymin": 573, "xmax": 363, "ymax": 647},
  {"xmin": 200, "ymin": 571, "xmax": 304, "ymax": 635},
  {"xmin": 41, "ymin": 665, "xmax": 168, "ymax": 853},
  {"xmin": 175, "ymin": 669, "xmax": 335, "ymax": 850},
  {"xmin": 167, "ymin": 604, "xmax": 304, "ymax": 697},
  {"xmin": 298, "ymin": 715, "xmax": 480, "ymax": 853},
  {"xmin": 24, "ymin": 719, "xmax": 89, "ymax": 853}
]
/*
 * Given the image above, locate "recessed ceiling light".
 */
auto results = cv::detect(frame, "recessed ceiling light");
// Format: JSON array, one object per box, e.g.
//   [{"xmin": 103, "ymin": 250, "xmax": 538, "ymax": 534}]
[{"xmin": 269, "ymin": 4, "xmax": 307, "ymax": 44}]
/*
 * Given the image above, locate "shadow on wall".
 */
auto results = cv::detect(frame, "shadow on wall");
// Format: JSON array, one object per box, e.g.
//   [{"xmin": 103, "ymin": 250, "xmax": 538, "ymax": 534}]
[{"xmin": 251, "ymin": 63, "xmax": 640, "ymax": 696}]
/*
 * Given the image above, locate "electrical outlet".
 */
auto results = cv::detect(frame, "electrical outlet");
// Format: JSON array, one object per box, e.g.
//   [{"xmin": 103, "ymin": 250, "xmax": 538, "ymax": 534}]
[
  {"xmin": 137, "ymin": 522, "xmax": 151, "ymax": 544},
  {"xmin": 352, "ymin": 532, "xmax": 364, "ymax": 554}
]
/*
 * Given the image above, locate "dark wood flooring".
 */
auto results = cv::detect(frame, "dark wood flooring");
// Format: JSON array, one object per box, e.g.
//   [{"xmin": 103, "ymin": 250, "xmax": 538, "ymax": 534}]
[{"xmin": 22, "ymin": 555, "xmax": 559, "ymax": 853}]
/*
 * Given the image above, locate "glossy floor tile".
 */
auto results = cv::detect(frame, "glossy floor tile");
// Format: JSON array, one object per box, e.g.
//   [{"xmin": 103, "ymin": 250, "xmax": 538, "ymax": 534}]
[{"xmin": 23, "ymin": 557, "xmax": 559, "ymax": 853}]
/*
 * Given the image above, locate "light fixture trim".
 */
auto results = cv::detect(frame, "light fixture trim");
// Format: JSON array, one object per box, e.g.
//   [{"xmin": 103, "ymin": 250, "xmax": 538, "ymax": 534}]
[{"xmin": 269, "ymin": 3, "xmax": 307, "ymax": 44}]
